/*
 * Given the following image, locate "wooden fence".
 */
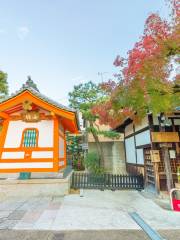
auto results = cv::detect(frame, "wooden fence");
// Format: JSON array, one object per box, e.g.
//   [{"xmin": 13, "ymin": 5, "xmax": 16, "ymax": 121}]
[{"xmin": 71, "ymin": 172, "xmax": 144, "ymax": 190}]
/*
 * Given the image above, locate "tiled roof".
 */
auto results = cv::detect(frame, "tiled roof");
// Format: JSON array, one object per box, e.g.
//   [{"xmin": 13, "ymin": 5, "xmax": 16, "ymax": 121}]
[
  {"xmin": 0, "ymin": 79, "xmax": 80, "ymax": 129},
  {"xmin": 114, "ymin": 107, "xmax": 180, "ymax": 131},
  {"xmin": 0, "ymin": 86, "xmax": 76, "ymax": 113}
]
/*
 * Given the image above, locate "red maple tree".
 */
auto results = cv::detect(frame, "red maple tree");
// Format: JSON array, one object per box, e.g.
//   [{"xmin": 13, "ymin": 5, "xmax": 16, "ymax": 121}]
[{"xmin": 93, "ymin": 0, "xmax": 180, "ymax": 129}]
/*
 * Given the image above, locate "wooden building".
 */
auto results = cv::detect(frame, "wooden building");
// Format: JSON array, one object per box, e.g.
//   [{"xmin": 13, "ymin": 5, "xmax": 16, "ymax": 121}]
[
  {"xmin": 0, "ymin": 78, "xmax": 79, "ymax": 175},
  {"xmin": 115, "ymin": 109, "xmax": 180, "ymax": 192}
]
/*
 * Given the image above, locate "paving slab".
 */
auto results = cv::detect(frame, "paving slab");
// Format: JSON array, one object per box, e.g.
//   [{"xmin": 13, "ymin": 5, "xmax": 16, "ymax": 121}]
[
  {"xmin": 47, "ymin": 202, "xmax": 61, "ymax": 210},
  {"xmin": 18, "ymin": 198, "xmax": 50, "ymax": 211},
  {"xmin": 52, "ymin": 205, "xmax": 138, "ymax": 230},
  {"xmin": 14, "ymin": 210, "xmax": 43, "ymax": 230},
  {"xmin": 0, "ymin": 211, "xmax": 12, "ymax": 219},
  {"xmin": 19, "ymin": 210, "xmax": 43, "ymax": 224},
  {"xmin": 0, "ymin": 190, "xmax": 180, "ymax": 232},
  {"xmin": 8, "ymin": 210, "xmax": 26, "ymax": 220},
  {"xmin": 52, "ymin": 190, "xmax": 180, "ymax": 230},
  {"xmin": 0, "ymin": 219, "xmax": 19, "ymax": 230},
  {"xmin": 33, "ymin": 210, "xmax": 58, "ymax": 230},
  {"xmin": 0, "ymin": 201, "xmax": 25, "ymax": 211}
]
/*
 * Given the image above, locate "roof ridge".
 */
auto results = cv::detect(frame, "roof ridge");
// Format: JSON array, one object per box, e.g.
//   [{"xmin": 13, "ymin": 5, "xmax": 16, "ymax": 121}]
[{"xmin": 0, "ymin": 85, "xmax": 76, "ymax": 113}]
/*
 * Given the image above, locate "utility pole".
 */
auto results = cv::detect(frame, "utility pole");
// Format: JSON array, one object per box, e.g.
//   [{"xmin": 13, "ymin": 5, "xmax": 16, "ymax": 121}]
[{"xmin": 98, "ymin": 72, "xmax": 108, "ymax": 82}]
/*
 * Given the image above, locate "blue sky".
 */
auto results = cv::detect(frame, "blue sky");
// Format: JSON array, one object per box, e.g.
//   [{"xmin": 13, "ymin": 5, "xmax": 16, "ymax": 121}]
[{"xmin": 0, "ymin": 0, "xmax": 169, "ymax": 105}]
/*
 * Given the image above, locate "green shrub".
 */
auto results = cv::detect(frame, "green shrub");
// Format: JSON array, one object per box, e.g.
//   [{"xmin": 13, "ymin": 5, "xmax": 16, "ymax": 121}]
[
  {"xmin": 85, "ymin": 152, "xmax": 104, "ymax": 174},
  {"xmin": 72, "ymin": 157, "xmax": 85, "ymax": 171}
]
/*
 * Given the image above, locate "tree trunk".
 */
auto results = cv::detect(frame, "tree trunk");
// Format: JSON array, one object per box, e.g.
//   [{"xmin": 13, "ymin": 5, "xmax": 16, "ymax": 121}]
[
  {"xmin": 89, "ymin": 121, "xmax": 105, "ymax": 168},
  {"xmin": 162, "ymin": 146, "xmax": 174, "ymax": 192}
]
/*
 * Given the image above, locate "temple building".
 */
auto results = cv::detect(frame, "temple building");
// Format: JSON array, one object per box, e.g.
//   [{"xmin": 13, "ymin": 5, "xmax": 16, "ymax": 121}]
[
  {"xmin": 0, "ymin": 78, "xmax": 79, "ymax": 178},
  {"xmin": 115, "ymin": 110, "xmax": 180, "ymax": 192}
]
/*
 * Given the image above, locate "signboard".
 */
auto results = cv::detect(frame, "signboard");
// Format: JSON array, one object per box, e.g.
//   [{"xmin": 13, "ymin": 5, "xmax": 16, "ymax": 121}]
[
  {"xmin": 151, "ymin": 132, "xmax": 179, "ymax": 143},
  {"xmin": 22, "ymin": 111, "xmax": 40, "ymax": 122},
  {"xmin": 150, "ymin": 150, "xmax": 160, "ymax": 163},
  {"xmin": 81, "ymin": 143, "xmax": 88, "ymax": 150},
  {"xmin": 169, "ymin": 150, "xmax": 176, "ymax": 159},
  {"xmin": 159, "ymin": 143, "xmax": 172, "ymax": 148}
]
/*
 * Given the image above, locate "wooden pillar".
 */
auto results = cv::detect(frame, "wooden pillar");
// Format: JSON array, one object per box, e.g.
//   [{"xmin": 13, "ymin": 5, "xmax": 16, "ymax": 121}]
[
  {"xmin": 162, "ymin": 145, "xmax": 174, "ymax": 191},
  {"xmin": 148, "ymin": 114, "xmax": 160, "ymax": 194},
  {"xmin": 172, "ymin": 118, "xmax": 180, "ymax": 154},
  {"xmin": 158, "ymin": 114, "xmax": 173, "ymax": 192},
  {"xmin": 53, "ymin": 116, "xmax": 59, "ymax": 172},
  {"xmin": 64, "ymin": 133, "xmax": 67, "ymax": 167},
  {"xmin": 133, "ymin": 124, "xmax": 138, "ymax": 174}
]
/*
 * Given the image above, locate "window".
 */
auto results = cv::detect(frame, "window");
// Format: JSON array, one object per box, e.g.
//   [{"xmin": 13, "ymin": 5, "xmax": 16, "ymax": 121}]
[{"xmin": 22, "ymin": 128, "xmax": 38, "ymax": 147}]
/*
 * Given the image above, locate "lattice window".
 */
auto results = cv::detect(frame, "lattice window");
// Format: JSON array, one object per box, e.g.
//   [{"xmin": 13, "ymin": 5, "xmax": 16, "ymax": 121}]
[{"xmin": 22, "ymin": 129, "xmax": 38, "ymax": 147}]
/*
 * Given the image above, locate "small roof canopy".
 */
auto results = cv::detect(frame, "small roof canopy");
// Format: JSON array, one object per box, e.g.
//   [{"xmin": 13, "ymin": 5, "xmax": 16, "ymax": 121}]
[
  {"xmin": 114, "ymin": 108, "xmax": 180, "ymax": 133},
  {"xmin": 0, "ymin": 77, "xmax": 79, "ymax": 133}
]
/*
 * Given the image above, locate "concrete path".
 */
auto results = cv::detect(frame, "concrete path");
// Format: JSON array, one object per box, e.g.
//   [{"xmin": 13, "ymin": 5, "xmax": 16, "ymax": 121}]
[{"xmin": 0, "ymin": 190, "xmax": 180, "ymax": 231}]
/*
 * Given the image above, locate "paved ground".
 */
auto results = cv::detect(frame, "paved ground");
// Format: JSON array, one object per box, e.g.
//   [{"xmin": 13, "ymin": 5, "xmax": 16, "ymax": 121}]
[
  {"xmin": 0, "ymin": 230, "xmax": 180, "ymax": 240},
  {"xmin": 0, "ymin": 190, "xmax": 180, "ymax": 238}
]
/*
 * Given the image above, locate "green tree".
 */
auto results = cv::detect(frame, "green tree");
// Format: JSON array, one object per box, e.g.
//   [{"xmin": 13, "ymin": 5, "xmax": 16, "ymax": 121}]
[
  {"xmin": 66, "ymin": 133, "xmax": 84, "ymax": 170},
  {"xmin": 0, "ymin": 71, "xmax": 8, "ymax": 99},
  {"xmin": 93, "ymin": 3, "xmax": 180, "ymax": 192},
  {"xmin": 68, "ymin": 81, "xmax": 119, "ymax": 169}
]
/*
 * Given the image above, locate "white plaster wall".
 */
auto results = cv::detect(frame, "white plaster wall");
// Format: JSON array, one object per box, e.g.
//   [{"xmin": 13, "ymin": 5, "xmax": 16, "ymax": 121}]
[
  {"xmin": 59, "ymin": 136, "xmax": 64, "ymax": 158},
  {"xmin": 135, "ymin": 130, "xmax": 151, "ymax": 146},
  {"xmin": 2, "ymin": 152, "xmax": 24, "ymax": 159},
  {"xmin": 136, "ymin": 149, "xmax": 144, "ymax": 165},
  {"xmin": 4, "ymin": 120, "xmax": 54, "ymax": 148},
  {"xmin": 174, "ymin": 119, "xmax": 180, "ymax": 125},
  {"xmin": 31, "ymin": 151, "xmax": 53, "ymax": 158},
  {"xmin": 125, "ymin": 136, "xmax": 136, "ymax": 164},
  {"xmin": 153, "ymin": 116, "xmax": 159, "ymax": 125},
  {"xmin": 0, "ymin": 162, "xmax": 53, "ymax": 169},
  {"xmin": 134, "ymin": 116, "xmax": 148, "ymax": 132},
  {"xmin": 153, "ymin": 116, "xmax": 180, "ymax": 125},
  {"xmin": 154, "ymin": 116, "xmax": 180, "ymax": 125},
  {"xmin": 59, "ymin": 161, "xmax": 65, "ymax": 166},
  {"xmin": 125, "ymin": 123, "xmax": 133, "ymax": 137}
]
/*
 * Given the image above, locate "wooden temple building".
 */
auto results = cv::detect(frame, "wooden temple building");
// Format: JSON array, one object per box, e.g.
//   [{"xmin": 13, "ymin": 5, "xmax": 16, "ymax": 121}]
[
  {"xmin": 0, "ymin": 78, "xmax": 79, "ymax": 176},
  {"xmin": 115, "ymin": 109, "xmax": 180, "ymax": 192}
]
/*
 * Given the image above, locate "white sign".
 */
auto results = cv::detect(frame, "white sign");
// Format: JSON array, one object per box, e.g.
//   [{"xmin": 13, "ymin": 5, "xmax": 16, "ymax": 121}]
[
  {"xmin": 81, "ymin": 143, "xmax": 88, "ymax": 150},
  {"xmin": 169, "ymin": 150, "xmax": 176, "ymax": 159}
]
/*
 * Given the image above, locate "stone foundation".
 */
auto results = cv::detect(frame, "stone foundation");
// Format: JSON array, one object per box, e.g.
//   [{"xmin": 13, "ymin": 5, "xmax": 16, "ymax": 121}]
[{"xmin": 0, "ymin": 172, "xmax": 72, "ymax": 198}]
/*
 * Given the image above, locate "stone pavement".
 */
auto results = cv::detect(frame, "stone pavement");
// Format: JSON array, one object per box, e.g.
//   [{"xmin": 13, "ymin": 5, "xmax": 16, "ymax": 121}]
[
  {"xmin": 0, "ymin": 196, "xmax": 63, "ymax": 230},
  {"xmin": 0, "ymin": 190, "xmax": 180, "ymax": 232}
]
